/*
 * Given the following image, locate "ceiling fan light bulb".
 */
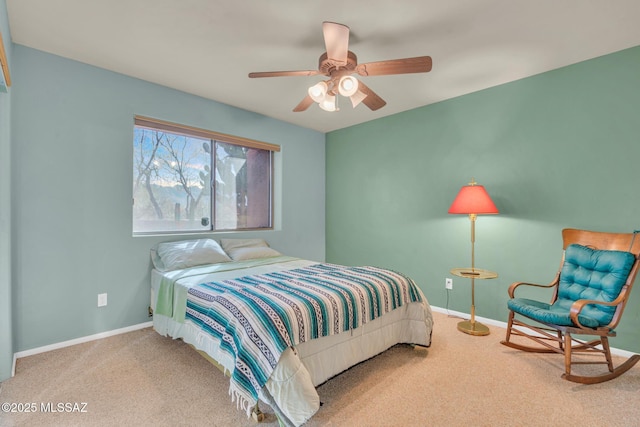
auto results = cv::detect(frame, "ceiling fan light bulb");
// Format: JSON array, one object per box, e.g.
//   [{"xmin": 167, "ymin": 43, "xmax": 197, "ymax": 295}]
[
  {"xmin": 319, "ymin": 94, "xmax": 337, "ymax": 112},
  {"xmin": 308, "ymin": 81, "xmax": 328, "ymax": 103},
  {"xmin": 338, "ymin": 76, "xmax": 358, "ymax": 97}
]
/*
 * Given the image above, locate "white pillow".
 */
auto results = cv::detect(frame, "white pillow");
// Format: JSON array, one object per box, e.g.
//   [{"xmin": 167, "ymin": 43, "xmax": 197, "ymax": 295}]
[
  {"xmin": 220, "ymin": 238, "xmax": 282, "ymax": 261},
  {"xmin": 152, "ymin": 239, "xmax": 231, "ymax": 271}
]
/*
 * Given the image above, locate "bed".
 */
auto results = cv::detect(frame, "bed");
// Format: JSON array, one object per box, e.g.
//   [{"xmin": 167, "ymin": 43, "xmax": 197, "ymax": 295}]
[{"xmin": 150, "ymin": 238, "xmax": 433, "ymax": 426}]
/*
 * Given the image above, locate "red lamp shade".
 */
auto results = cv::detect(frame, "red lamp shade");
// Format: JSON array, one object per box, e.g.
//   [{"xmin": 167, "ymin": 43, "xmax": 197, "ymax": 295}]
[{"xmin": 448, "ymin": 182, "xmax": 499, "ymax": 215}]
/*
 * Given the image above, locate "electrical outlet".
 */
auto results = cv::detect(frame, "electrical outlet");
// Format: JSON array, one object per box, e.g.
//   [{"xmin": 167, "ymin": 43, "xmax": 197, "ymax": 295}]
[
  {"xmin": 97, "ymin": 293, "xmax": 108, "ymax": 307},
  {"xmin": 445, "ymin": 278, "xmax": 453, "ymax": 290}
]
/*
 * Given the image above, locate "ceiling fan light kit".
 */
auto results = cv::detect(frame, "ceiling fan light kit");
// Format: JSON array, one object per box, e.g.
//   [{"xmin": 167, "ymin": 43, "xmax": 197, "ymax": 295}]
[
  {"xmin": 249, "ymin": 21, "xmax": 433, "ymax": 113},
  {"xmin": 338, "ymin": 75, "xmax": 358, "ymax": 97},
  {"xmin": 349, "ymin": 89, "xmax": 367, "ymax": 108},
  {"xmin": 319, "ymin": 93, "xmax": 337, "ymax": 112},
  {"xmin": 308, "ymin": 81, "xmax": 328, "ymax": 103},
  {"xmin": 307, "ymin": 75, "xmax": 358, "ymax": 112}
]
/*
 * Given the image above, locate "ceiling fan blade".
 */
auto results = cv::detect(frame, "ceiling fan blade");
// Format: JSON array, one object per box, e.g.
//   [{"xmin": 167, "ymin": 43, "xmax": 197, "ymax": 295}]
[
  {"xmin": 293, "ymin": 94, "xmax": 314, "ymax": 112},
  {"xmin": 356, "ymin": 56, "xmax": 432, "ymax": 76},
  {"xmin": 322, "ymin": 21, "xmax": 349, "ymax": 65},
  {"xmin": 249, "ymin": 70, "xmax": 322, "ymax": 78},
  {"xmin": 356, "ymin": 80, "xmax": 386, "ymax": 111}
]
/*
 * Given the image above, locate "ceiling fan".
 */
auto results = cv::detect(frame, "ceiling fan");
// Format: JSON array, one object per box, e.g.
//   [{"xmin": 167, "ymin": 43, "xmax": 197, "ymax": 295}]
[{"xmin": 248, "ymin": 21, "xmax": 433, "ymax": 113}]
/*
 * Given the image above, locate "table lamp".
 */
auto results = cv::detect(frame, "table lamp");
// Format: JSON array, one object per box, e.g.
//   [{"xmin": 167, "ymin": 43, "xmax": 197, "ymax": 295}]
[{"xmin": 448, "ymin": 178, "xmax": 499, "ymax": 335}]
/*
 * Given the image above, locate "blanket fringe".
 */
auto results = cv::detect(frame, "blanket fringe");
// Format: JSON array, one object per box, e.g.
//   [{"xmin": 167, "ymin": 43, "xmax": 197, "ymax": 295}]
[
  {"xmin": 195, "ymin": 330, "xmax": 255, "ymax": 417},
  {"xmin": 229, "ymin": 381, "xmax": 257, "ymax": 418}
]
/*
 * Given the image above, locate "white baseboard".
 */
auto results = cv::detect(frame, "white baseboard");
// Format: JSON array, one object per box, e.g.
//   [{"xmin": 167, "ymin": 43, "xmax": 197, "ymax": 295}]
[
  {"xmin": 13, "ymin": 321, "xmax": 153, "ymax": 366},
  {"xmin": 10, "ymin": 307, "xmax": 637, "ymax": 375},
  {"xmin": 429, "ymin": 305, "xmax": 636, "ymax": 359}
]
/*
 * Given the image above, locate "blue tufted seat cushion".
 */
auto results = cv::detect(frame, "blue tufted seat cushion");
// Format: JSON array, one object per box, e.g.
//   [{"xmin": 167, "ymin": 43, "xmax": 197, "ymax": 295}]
[{"xmin": 508, "ymin": 244, "xmax": 635, "ymax": 328}]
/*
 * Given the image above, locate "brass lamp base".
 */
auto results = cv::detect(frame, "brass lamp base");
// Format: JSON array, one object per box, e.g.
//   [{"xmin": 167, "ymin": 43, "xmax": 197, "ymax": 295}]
[{"xmin": 457, "ymin": 320, "xmax": 490, "ymax": 336}]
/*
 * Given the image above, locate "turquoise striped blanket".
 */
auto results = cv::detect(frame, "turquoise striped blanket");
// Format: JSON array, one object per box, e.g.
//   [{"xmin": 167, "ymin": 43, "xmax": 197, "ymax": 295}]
[{"xmin": 185, "ymin": 262, "xmax": 424, "ymax": 413}]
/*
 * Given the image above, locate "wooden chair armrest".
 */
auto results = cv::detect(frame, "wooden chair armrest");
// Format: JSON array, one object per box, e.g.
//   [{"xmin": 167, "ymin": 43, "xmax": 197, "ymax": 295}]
[
  {"xmin": 569, "ymin": 292, "xmax": 627, "ymax": 329},
  {"xmin": 508, "ymin": 274, "xmax": 560, "ymax": 298}
]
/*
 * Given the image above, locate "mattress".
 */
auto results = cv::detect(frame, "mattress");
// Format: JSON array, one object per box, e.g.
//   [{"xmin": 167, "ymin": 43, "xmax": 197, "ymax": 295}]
[{"xmin": 151, "ymin": 256, "xmax": 433, "ymax": 426}]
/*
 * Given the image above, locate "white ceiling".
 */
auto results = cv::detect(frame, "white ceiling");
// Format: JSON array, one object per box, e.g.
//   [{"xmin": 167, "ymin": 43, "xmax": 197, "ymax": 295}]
[{"xmin": 6, "ymin": 0, "xmax": 640, "ymax": 133}]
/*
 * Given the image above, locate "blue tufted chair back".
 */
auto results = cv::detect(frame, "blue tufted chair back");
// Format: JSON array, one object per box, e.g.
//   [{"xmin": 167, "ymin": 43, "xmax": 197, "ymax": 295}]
[{"xmin": 555, "ymin": 244, "xmax": 635, "ymax": 327}]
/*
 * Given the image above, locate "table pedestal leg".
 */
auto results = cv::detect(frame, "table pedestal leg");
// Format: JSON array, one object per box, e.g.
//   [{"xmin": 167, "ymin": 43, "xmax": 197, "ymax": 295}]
[{"xmin": 457, "ymin": 277, "xmax": 490, "ymax": 336}]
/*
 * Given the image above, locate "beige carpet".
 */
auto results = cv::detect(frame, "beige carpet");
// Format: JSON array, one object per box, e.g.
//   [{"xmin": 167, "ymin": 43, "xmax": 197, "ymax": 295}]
[{"xmin": 2, "ymin": 311, "xmax": 639, "ymax": 427}]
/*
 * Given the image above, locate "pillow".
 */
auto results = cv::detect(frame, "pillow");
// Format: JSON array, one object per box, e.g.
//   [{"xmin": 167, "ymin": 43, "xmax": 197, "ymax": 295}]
[
  {"xmin": 220, "ymin": 238, "xmax": 282, "ymax": 261},
  {"xmin": 152, "ymin": 238, "xmax": 231, "ymax": 271}
]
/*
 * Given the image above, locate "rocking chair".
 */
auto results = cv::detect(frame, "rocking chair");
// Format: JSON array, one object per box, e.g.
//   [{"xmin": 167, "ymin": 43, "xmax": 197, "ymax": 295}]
[{"xmin": 501, "ymin": 228, "xmax": 640, "ymax": 384}]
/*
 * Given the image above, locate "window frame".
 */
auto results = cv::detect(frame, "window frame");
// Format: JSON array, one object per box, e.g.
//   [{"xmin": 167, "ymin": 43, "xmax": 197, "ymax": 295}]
[{"xmin": 132, "ymin": 116, "xmax": 280, "ymax": 235}]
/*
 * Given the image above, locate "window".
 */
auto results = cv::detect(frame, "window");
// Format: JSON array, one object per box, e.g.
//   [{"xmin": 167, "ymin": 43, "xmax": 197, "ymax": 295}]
[{"xmin": 132, "ymin": 116, "xmax": 279, "ymax": 234}]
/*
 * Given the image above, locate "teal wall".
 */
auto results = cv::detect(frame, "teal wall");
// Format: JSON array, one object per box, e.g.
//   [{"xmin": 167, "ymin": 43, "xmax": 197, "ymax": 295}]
[
  {"xmin": 0, "ymin": 0, "xmax": 13, "ymax": 381},
  {"xmin": 10, "ymin": 45, "xmax": 325, "ymax": 353},
  {"xmin": 326, "ymin": 46, "xmax": 640, "ymax": 353}
]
